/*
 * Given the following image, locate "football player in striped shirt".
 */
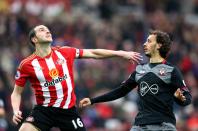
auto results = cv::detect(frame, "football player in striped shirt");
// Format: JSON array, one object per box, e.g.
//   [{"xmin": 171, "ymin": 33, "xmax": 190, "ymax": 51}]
[{"xmin": 11, "ymin": 25, "xmax": 142, "ymax": 131}]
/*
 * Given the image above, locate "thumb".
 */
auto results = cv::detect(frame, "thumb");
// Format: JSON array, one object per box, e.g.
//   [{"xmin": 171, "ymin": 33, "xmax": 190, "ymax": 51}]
[
  {"xmin": 14, "ymin": 110, "xmax": 22, "ymax": 116},
  {"xmin": 18, "ymin": 111, "xmax": 22, "ymax": 115}
]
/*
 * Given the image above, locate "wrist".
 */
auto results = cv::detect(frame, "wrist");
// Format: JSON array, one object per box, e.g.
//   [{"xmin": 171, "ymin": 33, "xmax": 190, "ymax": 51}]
[
  {"xmin": 116, "ymin": 50, "xmax": 124, "ymax": 57},
  {"xmin": 90, "ymin": 98, "xmax": 94, "ymax": 105},
  {"xmin": 13, "ymin": 110, "xmax": 20, "ymax": 115}
]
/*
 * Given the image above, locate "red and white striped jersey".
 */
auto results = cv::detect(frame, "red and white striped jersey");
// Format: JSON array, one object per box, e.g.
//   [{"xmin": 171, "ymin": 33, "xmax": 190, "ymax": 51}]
[{"xmin": 15, "ymin": 46, "xmax": 83, "ymax": 109}]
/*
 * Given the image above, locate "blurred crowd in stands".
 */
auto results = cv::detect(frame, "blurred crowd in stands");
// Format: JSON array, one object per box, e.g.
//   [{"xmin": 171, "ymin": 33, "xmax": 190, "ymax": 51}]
[{"xmin": 0, "ymin": 0, "xmax": 198, "ymax": 131}]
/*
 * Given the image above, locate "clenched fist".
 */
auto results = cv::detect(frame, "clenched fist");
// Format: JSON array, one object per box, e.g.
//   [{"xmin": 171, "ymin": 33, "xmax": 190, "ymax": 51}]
[
  {"xmin": 174, "ymin": 88, "xmax": 186, "ymax": 102},
  {"xmin": 13, "ymin": 110, "xmax": 23, "ymax": 125},
  {"xmin": 79, "ymin": 98, "xmax": 91, "ymax": 108}
]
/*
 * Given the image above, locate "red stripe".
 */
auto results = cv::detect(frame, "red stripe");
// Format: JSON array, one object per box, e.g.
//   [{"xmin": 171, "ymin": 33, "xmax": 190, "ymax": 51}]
[
  {"xmin": 79, "ymin": 49, "xmax": 83, "ymax": 58},
  {"xmin": 42, "ymin": 54, "xmax": 58, "ymax": 107},
  {"xmin": 68, "ymin": 56, "xmax": 76, "ymax": 108},
  {"xmin": 51, "ymin": 52, "xmax": 67, "ymax": 108},
  {"xmin": 30, "ymin": 60, "xmax": 45, "ymax": 105}
]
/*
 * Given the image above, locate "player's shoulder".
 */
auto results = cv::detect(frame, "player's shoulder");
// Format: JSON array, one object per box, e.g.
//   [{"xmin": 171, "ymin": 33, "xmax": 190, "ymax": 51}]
[
  {"xmin": 136, "ymin": 62, "xmax": 148, "ymax": 69},
  {"xmin": 162, "ymin": 61, "xmax": 176, "ymax": 69},
  {"xmin": 52, "ymin": 46, "xmax": 73, "ymax": 51},
  {"xmin": 18, "ymin": 53, "xmax": 36, "ymax": 69}
]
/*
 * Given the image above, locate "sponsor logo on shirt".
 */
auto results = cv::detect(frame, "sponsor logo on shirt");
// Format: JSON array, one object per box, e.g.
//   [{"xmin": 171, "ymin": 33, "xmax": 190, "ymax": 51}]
[
  {"xmin": 49, "ymin": 68, "xmax": 59, "ymax": 78},
  {"xmin": 44, "ymin": 74, "xmax": 67, "ymax": 87},
  {"xmin": 140, "ymin": 81, "xmax": 159, "ymax": 96}
]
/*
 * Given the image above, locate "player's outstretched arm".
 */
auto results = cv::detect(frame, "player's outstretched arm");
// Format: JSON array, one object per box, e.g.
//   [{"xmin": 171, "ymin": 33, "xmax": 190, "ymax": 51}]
[
  {"xmin": 11, "ymin": 85, "xmax": 24, "ymax": 125},
  {"xmin": 82, "ymin": 49, "xmax": 142, "ymax": 64}
]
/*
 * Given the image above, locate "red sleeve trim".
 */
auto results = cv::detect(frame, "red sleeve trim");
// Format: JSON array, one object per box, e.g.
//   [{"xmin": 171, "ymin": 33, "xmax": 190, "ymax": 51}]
[{"xmin": 79, "ymin": 49, "xmax": 83, "ymax": 58}]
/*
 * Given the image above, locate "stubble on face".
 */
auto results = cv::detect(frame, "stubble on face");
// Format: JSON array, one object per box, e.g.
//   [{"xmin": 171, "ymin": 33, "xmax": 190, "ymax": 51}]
[{"xmin": 34, "ymin": 25, "xmax": 53, "ymax": 44}]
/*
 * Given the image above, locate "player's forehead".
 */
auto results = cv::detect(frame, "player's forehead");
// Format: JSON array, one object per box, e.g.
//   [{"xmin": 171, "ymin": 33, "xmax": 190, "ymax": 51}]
[
  {"xmin": 147, "ymin": 34, "xmax": 156, "ymax": 42},
  {"xmin": 34, "ymin": 25, "xmax": 49, "ymax": 31}
]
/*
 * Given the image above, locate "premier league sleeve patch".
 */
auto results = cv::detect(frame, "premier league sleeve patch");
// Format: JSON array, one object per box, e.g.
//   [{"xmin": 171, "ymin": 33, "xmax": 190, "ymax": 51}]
[{"xmin": 15, "ymin": 70, "xmax": 21, "ymax": 80}]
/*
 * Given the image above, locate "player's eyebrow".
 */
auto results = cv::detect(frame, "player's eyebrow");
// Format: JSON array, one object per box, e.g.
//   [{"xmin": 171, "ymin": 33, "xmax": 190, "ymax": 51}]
[{"xmin": 36, "ymin": 26, "xmax": 48, "ymax": 31}]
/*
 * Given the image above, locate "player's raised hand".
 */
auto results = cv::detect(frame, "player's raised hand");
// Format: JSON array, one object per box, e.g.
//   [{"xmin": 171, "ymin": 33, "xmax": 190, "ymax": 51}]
[
  {"xmin": 120, "ymin": 51, "xmax": 143, "ymax": 64},
  {"xmin": 12, "ymin": 110, "xmax": 23, "ymax": 125},
  {"xmin": 174, "ymin": 88, "xmax": 186, "ymax": 102},
  {"xmin": 79, "ymin": 98, "xmax": 91, "ymax": 108}
]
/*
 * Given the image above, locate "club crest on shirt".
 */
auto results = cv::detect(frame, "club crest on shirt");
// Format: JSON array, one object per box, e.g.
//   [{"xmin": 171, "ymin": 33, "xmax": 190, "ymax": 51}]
[
  {"xmin": 56, "ymin": 58, "xmax": 64, "ymax": 65},
  {"xmin": 159, "ymin": 68, "xmax": 166, "ymax": 76},
  {"xmin": 15, "ymin": 71, "xmax": 20, "ymax": 79}
]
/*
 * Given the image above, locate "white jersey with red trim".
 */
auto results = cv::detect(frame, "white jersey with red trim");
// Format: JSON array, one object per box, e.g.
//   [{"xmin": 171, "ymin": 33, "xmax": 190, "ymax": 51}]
[{"xmin": 15, "ymin": 46, "xmax": 83, "ymax": 109}]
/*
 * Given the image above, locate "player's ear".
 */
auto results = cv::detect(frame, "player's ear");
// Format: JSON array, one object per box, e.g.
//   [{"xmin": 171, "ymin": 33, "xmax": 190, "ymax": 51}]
[
  {"xmin": 32, "ymin": 37, "xmax": 37, "ymax": 44},
  {"xmin": 157, "ymin": 43, "xmax": 162, "ymax": 50}
]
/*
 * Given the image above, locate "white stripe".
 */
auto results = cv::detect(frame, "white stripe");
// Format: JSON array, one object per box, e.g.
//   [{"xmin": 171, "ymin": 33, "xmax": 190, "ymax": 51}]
[
  {"xmin": 55, "ymin": 51, "xmax": 73, "ymax": 108},
  {"xmin": 45, "ymin": 57, "xmax": 64, "ymax": 107},
  {"xmin": 75, "ymin": 49, "xmax": 80, "ymax": 58},
  {"xmin": 31, "ymin": 59, "xmax": 50, "ymax": 106}
]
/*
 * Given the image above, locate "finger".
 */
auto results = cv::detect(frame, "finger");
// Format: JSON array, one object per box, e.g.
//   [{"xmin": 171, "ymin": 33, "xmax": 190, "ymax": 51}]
[
  {"xmin": 14, "ymin": 116, "xmax": 22, "ymax": 122},
  {"xmin": 13, "ymin": 118, "xmax": 21, "ymax": 125},
  {"xmin": 82, "ymin": 103, "xmax": 89, "ymax": 107},
  {"xmin": 177, "ymin": 88, "xmax": 181, "ymax": 92},
  {"xmin": 79, "ymin": 101, "xmax": 87, "ymax": 108},
  {"xmin": 132, "ymin": 55, "xmax": 143, "ymax": 62},
  {"xmin": 79, "ymin": 102, "xmax": 83, "ymax": 108},
  {"xmin": 182, "ymin": 96, "xmax": 186, "ymax": 101},
  {"xmin": 132, "ymin": 54, "xmax": 143, "ymax": 59},
  {"xmin": 130, "ymin": 59, "xmax": 139, "ymax": 64},
  {"xmin": 132, "ymin": 53, "xmax": 143, "ymax": 58},
  {"xmin": 13, "ymin": 120, "xmax": 18, "ymax": 125},
  {"xmin": 131, "ymin": 52, "xmax": 142, "ymax": 56},
  {"xmin": 15, "ymin": 114, "xmax": 23, "ymax": 119}
]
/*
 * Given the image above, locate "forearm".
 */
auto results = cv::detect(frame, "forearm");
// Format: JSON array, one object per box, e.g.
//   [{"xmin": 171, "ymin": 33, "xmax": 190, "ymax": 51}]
[
  {"xmin": 83, "ymin": 49, "xmax": 124, "ymax": 59},
  {"xmin": 91, "ymin": 85, "xmax": 133, "ymax": 104},
  {"xmin": 11, "ymin": 92, "xmax": 21, "ymax": 113}
]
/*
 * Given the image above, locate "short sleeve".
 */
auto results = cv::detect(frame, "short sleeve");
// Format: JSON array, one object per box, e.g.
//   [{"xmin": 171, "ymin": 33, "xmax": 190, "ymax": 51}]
[
  {"xmin": 15, "ymin": 64, "xmax": 29, "ymax": 87},
  {"xmin": 60, "ymin": 46, "xmax": 83, "ymax": 59}
]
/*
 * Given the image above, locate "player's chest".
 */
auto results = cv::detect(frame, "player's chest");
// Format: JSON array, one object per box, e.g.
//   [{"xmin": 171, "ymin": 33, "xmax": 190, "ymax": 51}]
[
  {"xmin": 29, "ymin": 57, "xmax": 71, "ymax": 80},
  {"xmin": 136, "ymin": 65, "xmax": 173, "ymax": 84}
]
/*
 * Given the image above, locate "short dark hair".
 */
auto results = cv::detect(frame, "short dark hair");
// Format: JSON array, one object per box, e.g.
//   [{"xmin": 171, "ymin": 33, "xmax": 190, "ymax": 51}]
[
  {"xmin": 149, "ymin": 30, "xmax": 172, "ymax": 58},
  {"xmin": 28, "ymin": 27, "xmax": 36, "ymax": 46}
]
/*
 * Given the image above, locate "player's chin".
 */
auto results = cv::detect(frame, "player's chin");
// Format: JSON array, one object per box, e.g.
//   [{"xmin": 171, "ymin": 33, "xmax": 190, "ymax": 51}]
[
  {"xmin": 145, "ymin": 53, "xmax": 151, "ymax": 57},
  {"xmin": 46, "ymin": 39, "xmax": 53, "ymax": 43}
]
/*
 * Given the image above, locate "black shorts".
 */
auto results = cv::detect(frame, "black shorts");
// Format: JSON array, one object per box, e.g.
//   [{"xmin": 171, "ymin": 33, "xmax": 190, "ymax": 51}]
[{"xmin": 24, "ymin": 106, "xmax": 86, "ymax": 131}]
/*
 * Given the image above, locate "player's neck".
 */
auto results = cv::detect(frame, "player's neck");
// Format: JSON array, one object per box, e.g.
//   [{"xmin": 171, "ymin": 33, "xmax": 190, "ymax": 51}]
[
  {"xmin": 149, "ymin": 54, "xmax": 165, "ymax": 63},
  {"xmin": 35, "ymin": 44, "xmax": 51, "ymax": 58}
]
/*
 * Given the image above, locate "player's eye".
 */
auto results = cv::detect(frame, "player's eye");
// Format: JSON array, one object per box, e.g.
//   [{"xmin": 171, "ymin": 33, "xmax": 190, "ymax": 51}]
[{"xmin": 39, "ymin": 28, "xmax": 44, "ymax": 31}]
